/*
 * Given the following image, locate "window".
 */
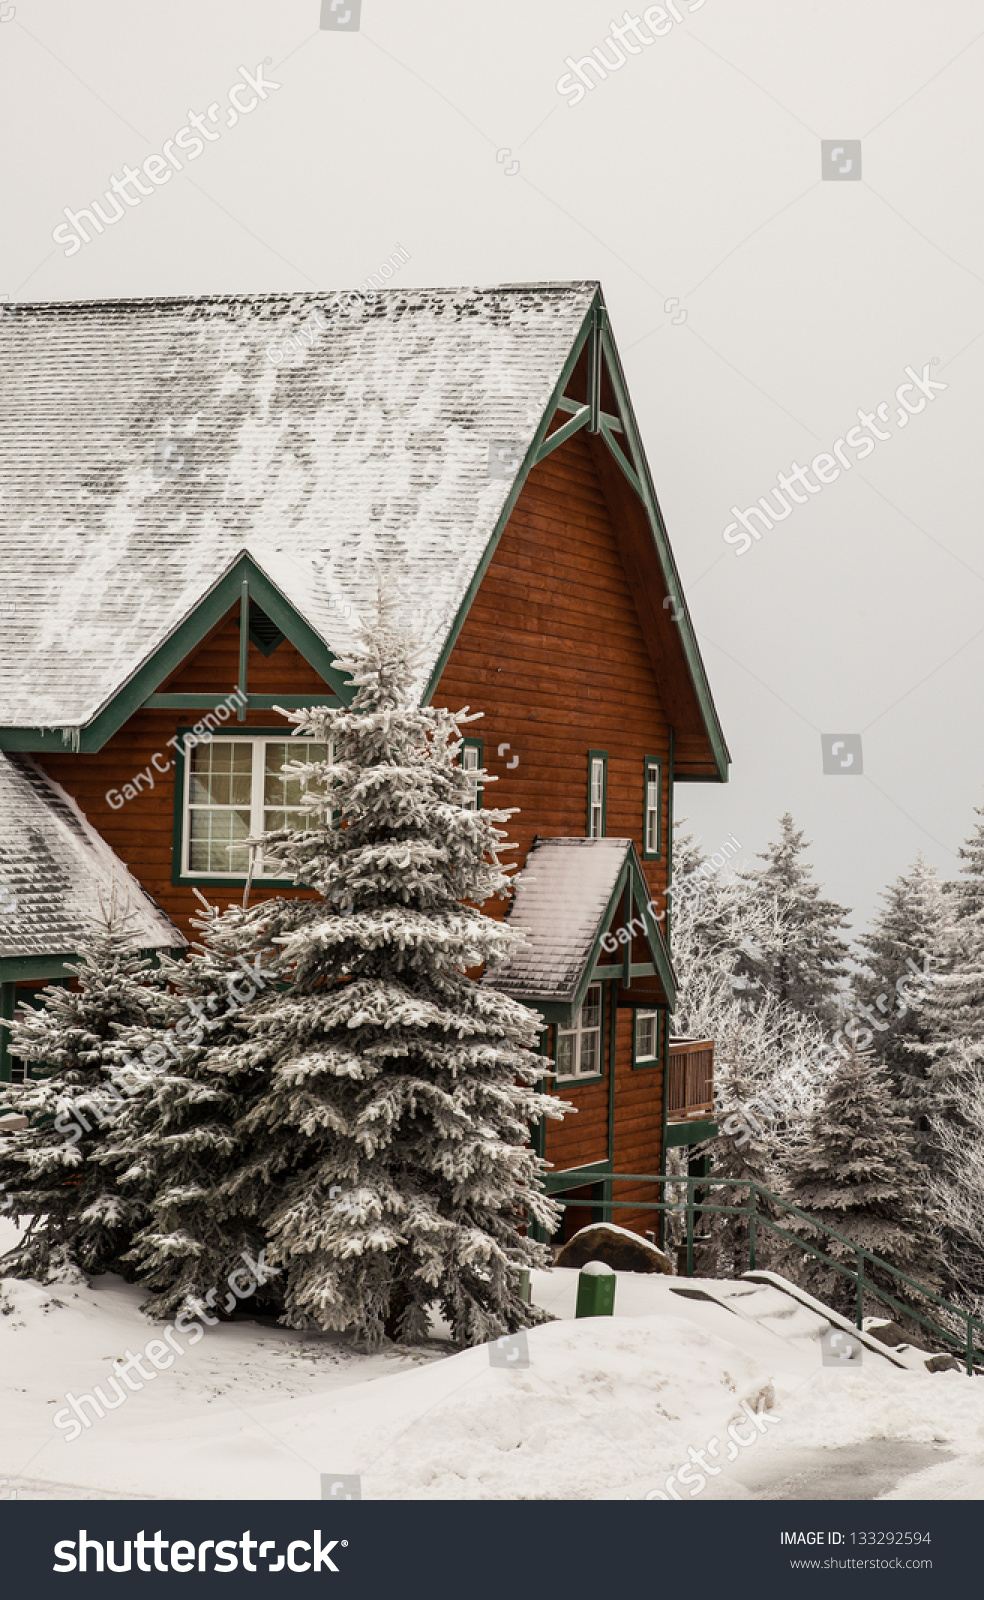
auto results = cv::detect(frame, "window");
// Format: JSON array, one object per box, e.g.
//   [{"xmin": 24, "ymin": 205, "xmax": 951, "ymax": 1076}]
[
  {"xmin": 587, "ymin": 751, "xmax": 607, "ymax": 838},
  {"xmin": 634, "ymin": 1008, "xmax": 661, "ymax": 1067},
  {"xmin": 460, "ymin": 737, "xmax": 483, "ymax": 810},
  {"xmin": 643, "ymin": 755, "xmax": 662, "ymax": 859},
  {"xmin": 555, "ymin": 984, "xmax": 604, "ymax": 1080},
  {"xmin": 180, "ymin": 735, "xmax": 330, "ymax": 880}
]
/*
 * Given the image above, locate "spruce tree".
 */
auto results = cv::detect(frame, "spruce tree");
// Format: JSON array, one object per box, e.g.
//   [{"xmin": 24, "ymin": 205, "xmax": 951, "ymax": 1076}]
[
  {"xmin": 217, "ymin": 601, "xmax": 566, "ymax": 1348},
  {"xmin": 853, "ymin": 854, "xmax": 946, "ymax": 1160},
  {"xmin": 103, "ymin": 895, "xmax": 287, "ymax": 1320},
  {"xmin": 909, "ymin": 811, "xmax": 984, "ymax": 1153},
  {"xmin": 782, "ymin": 1042, "xmax": 940, "ymax": 1321},
  {"xmin": 0, "ymin": 904, "xmax": 168, "ymax": 1283},
  {"xmin": 739, "ymin": 813, "xmax": 852, "ymax": 1030}
]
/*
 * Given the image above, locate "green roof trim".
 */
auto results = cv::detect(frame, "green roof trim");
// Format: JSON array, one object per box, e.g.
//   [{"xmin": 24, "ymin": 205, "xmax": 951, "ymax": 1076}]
[{"xmin": 0, "ymin": 554, "xmax": 352, "ymax": 753}]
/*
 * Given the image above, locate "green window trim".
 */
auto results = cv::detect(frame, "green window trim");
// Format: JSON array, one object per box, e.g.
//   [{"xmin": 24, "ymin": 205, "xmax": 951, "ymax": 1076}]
[
  {"xmin": 642, "ymin": 754, "xmax": 662, "ymax": 860},
  {"xmin": 586, "ymin": 750, "xmax": 608, "ymax": 838},
  {"xmin": 550, "ymin": 982, "xmax": 608, "ymax": 1087},
  {"xmin": 460, "ymin": 736, "xmax": 484, "ymax": 811},
  {"xmin": 171, "ymin": 725, "xmax": 328, "ymax": 889},
  {"xmin": 631, "ymin": 1005, "xmax": 663, "ymax": 1070}
]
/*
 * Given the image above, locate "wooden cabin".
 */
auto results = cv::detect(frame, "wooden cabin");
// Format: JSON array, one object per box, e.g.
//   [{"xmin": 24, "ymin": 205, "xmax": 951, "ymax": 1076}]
[{"xmin": 0, "ymin": 282, "xmax": 729, "ymax": 1240}]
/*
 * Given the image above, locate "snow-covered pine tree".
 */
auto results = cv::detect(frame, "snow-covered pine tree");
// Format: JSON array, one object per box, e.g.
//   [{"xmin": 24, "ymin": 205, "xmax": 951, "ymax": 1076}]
[
  {"xmin": 217, "ymin": 600, "xmax": 567, "ymax": 1348},
  {"xmin": 103, "ymin": 893, "xmax": 286, "ymax": 1320},
  {"xmin": 927, "ymin": 1062, "xmax": 984, "ymax": 1311},
  {"xmin": 782, "ymin": 1041, "xmax": 940, "ymax": 1321},
  {"xmin": 668, "ymin": 823, "xmax": 828, "ymax": 1274},
  {"xmin": 738, "ymin": 813, "xmax": 852, "ymax": 1031},
  {"xmin": 907, "ymin": 809, "xmax": 984, "ymax": 1163},
  {"xmin": 0, "ymin": 900, "xmax": 168, "ymax": 1283},
  {"xmin": 853, "ymin": 854, "xmax": 947, "ymax": 1160}
]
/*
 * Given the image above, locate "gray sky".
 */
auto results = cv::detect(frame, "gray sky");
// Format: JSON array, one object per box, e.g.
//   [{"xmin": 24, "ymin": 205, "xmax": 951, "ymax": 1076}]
[{"xmin": 3, "ymin": 0, "xmax": 983, "ymax": 940}]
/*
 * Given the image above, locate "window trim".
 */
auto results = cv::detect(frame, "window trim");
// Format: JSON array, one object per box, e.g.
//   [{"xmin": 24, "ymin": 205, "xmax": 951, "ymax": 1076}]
[
  {"xmin": 586, "ymin": 750, "xmax": 608, "ymax": 839},
  {"xmin": 632, "ymin": 1006, "xmax": 662, "ymax": 1070},
  {"xmin": 460, "ymin": 736, "xmax": 484, "ymax": 811},
  {"xmin": 553, "ymin": 982, "xmax": 606, "ymax": 1084},
  {"xmin": 642, "ymin": 754, "xmax": 662, "ymax": 860},
  {"xmin": 171, "ymin": 725, "xmax": 328, "ymax": 888}
]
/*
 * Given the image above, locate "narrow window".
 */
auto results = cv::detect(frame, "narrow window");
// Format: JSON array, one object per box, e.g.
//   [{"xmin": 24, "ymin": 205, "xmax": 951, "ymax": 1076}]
[
  {"xmin": 587, "ymin": 751, "xmax": 607, "ymax": 838},
  {"xmin": 460, "ymin": 738, "xmax": 483, "ymax": 811},
  {"xmin": 643, "ymin": 756, "xmax": 662, "ymax": 859},
  {"xmin": 555, "ymin": 984, "xmax": 604, "ymax": 1079},
  {"xmin": 635, "ymin": 1009, "xmax": 660, "ymax": 1065}
]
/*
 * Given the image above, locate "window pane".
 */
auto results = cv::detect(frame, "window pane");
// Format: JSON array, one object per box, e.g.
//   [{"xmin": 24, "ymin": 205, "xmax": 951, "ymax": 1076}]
[
  {"xmin": 263, "ymin": 740, "xmax": 329, "ymax": 833},
  {"xmin": 580, "ymin": 1028, "xmax": 599, "ymax": 1075},
  {"xmin": 188, "ymin": 805, "xmax": 252, "ymax": 873},
  {"xmin": 646, "ymin": 768, "xmax": 660, "ymax": 853},
  {"xmin": 556, "ymin": 1032, "xmax": 575, "ymax": 1077},
  {"xmin": 636, "ymin": 1011, "xmax": 657, "ymax": 1060},
  {"xmin": 581, "ymin": 985, "xmax": 601, "ymax": 1029},
  {"xmin": 461, "ymin": 744, "xmax": 481, "ymax": 810},
  {"xmin": 190, "ymin": 740, "xmax": 252, "ymax": 806},
  {"xmin": 263, "ymin": 740, "xmax": 329, "ymax": 808}
]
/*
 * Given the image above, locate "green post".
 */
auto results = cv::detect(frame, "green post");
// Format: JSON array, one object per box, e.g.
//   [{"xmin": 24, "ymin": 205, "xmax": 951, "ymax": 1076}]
[
  {"xmin": 238, "ymin": 579, "xmax": 249, "ymax": 721},
  {"xmin": 575, "ymin": 1262, "xmax": 616, "ymax": 1318},
  {"xmin": 856, "ymin": 1250, "xmax": 864, "ymax": 1330},
  {"xmin": 519, "ymin": 1268, "xmax": 531, "ymax": 1306},
  {"xmin": 685, "ymin": 1182, "xmax": 695, "ymax": 1279},
  {"xmin": 967, "ymin": 1316, "xmax": 974, "ymax": 1377},
  {"xmin": 748, "ymin": 1186, "xmax": 757, "ymax": 1273},
  {"xmin": 0, "ymin": 982, "xmax": 14, "ymax": 1083}
]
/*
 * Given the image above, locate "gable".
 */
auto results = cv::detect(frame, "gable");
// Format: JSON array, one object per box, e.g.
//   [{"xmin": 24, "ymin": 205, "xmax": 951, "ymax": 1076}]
[{"xmin": 486, "ymin": 836, "xmax": 674, "ymax": 1025}]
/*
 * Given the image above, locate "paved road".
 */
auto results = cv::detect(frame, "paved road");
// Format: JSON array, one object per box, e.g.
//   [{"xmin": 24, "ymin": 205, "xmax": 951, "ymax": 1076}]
[{"xmin": 727, "ymin": 1440, "xmax": 952, "ymax": 1500}]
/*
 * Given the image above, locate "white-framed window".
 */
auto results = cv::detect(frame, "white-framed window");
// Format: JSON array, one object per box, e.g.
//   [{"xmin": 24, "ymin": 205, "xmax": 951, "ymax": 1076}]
[
  {"xmin": 644, "ymin": 758, "xmax": 661, "ymax": 858},
  {"xmin": 461, "ymin": 739, "xmax": 482, "ymax": 811},
  {"xmin": 635, "ymin": 1009, "xmax": 660, "ymax": 1064},
  {"xmin": 181, "ymin": 736, "xmax": 330, "ymax": 879},
  {"xmin": 587, "ymin": 753, "xmax": 607, "ymax": 838},
  {"xmin": 555, "ymin": 984, "xmax": 603, "ymax": 1079}
]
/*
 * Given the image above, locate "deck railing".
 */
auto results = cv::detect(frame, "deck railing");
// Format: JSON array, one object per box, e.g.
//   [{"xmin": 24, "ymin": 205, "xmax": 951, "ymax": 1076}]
[
  {"xmin": 666, "ymin": 1037, "xmax": 714, "ymax": 1120},
  {"xmin": 546, "ymin": 1169, "xmax": 984, "ymax": 1375}
]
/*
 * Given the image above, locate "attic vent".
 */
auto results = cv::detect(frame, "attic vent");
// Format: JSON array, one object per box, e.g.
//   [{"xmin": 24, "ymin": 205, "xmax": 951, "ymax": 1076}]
[{"xmin": 248, "ymin": 603, "xmax": 286, "ymax": 657}]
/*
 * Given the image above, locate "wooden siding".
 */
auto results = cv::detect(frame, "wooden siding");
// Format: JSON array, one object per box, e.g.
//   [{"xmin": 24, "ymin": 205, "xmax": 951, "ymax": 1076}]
[{"xmin": 434, "ymin": 430, "xmax": 675, "ymax": 1184}]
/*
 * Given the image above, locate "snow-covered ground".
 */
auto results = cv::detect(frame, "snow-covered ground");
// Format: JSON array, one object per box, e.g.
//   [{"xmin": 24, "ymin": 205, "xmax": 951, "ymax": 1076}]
[{"xmin": 1, "ymin": 1218, "xmax": 981, "ymax": 1501}]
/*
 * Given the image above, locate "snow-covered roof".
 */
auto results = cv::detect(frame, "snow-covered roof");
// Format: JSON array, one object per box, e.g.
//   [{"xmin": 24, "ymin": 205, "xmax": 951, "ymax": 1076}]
[
  {"xmin": 0, "ymin": 753, "xmax": 185, "ymax": 962},
  {"xmin": 0, "ymin": 284, "xmax": 597, "ymax": 730},
  {"xmin": 487, "ymin": 837, "xmax": 633, "ymax": 1005}
]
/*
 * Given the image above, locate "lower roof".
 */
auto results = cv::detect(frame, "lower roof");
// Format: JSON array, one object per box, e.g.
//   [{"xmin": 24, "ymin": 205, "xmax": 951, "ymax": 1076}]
[{"xmin": 0, "ymin": 753, "xmax": 184, "ymax": 975}]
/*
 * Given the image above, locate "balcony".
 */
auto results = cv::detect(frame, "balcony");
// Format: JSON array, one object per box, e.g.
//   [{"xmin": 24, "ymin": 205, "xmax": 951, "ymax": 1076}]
[{"xmin": 666, "ymin": 1036, "xmax": 714, "ymax": 1121}]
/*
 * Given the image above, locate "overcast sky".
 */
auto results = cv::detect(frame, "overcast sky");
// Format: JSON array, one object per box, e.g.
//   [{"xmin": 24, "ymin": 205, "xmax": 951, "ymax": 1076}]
[{"xmin": 3, "ymin": 0, "xmax": 983, "ymax": 940}]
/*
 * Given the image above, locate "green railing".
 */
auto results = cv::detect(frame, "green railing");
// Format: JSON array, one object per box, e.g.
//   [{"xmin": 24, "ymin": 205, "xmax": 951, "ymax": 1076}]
[{"xmin": 548, "ymin": 1169, "xmax": 984, "ymax": 1376}]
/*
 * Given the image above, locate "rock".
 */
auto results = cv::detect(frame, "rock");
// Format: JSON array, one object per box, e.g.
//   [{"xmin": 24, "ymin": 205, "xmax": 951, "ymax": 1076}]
[
  {"xmin": 867, "ymin": 1321, "xmax": 915, "ymax": 1350},
  {"xmin": 925, "ymin": 1353, "xmax": 963, "ymax": 1373},
  {"xmin": 555, "ymin": 1222, "xmax": 674, "ymax": 1275}
]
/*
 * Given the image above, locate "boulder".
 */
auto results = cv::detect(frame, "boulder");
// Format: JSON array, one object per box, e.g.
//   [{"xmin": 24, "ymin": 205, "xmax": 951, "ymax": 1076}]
[
  {"xmin": 867, "ymin": 1321, "xmax": 916, "ymax": 1350},
  {"xmin": 555, "ymin": 1222, "xmax": 674, "ymax": 1275},
  {"xmin": 925, "ymin": 1352, "xmax": 963, "ymax": 1373}
]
